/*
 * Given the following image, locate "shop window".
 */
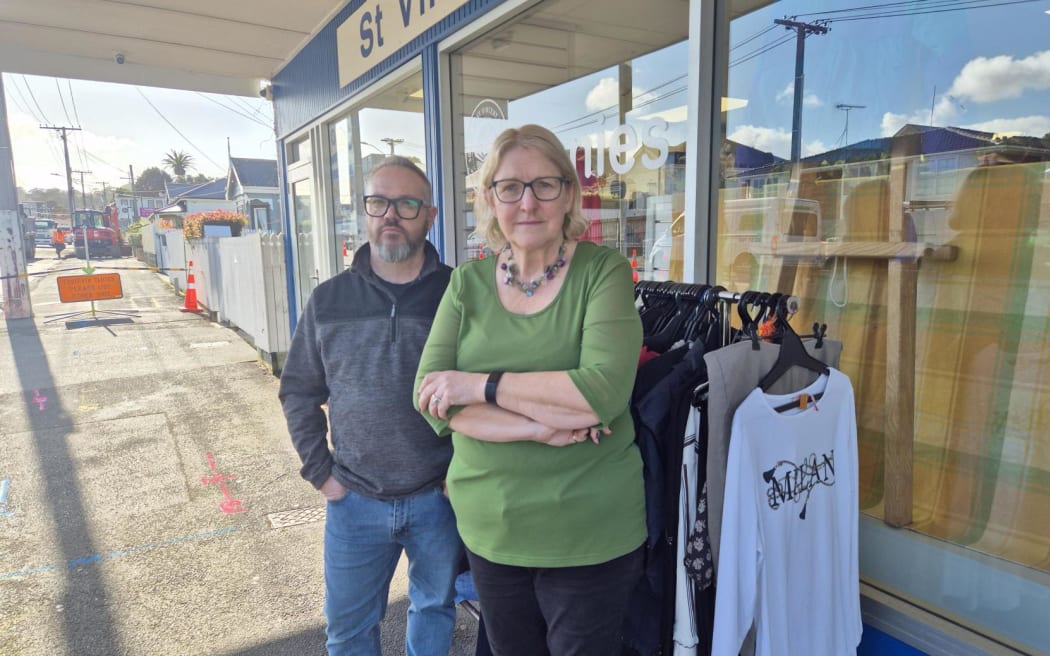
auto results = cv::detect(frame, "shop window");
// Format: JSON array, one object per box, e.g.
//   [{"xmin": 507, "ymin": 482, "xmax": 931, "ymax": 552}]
[
  {"xmin": 450, "ymin": 0, "xmax": 689, "ymax": 280},
  {"xmin": 329, "ymin": 69, "xmax": 426, "ymax": 270},
  {"xmin": 715, "ymin": 0, "xmax": 1050, "ymax": 649}
]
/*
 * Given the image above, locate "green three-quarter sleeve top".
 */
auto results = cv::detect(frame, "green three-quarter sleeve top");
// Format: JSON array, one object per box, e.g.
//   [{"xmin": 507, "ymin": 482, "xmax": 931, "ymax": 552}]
[{"xmin": 415, "ymin": 241, "xmax": 646, "ymax": 567}]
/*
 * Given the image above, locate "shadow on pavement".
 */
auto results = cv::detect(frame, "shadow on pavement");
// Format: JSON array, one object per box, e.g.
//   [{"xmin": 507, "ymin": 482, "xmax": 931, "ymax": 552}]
[
  {"xmin": 5, "ymin": 315, "xmax": 122, "ymax": 654},
  {"xmin": 219, "ymin": 625, "xmax": 327, "ymax": 656}
]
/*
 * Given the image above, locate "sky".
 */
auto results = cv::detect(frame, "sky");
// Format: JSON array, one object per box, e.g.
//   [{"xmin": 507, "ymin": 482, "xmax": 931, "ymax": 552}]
[
  {"xmin": 2, "ymin": 73, "xmax": 276, "ymax": 193},
  {"xmin": 464, "ymin": 0, "xmax": 1050, "ymax": 166}
]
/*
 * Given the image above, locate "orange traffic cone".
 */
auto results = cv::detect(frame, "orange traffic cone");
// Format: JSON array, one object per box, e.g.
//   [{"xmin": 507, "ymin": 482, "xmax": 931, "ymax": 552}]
[
  {"xmin": 630, "ymin": 249, "xmax": 639, "ymax": 283},
  {"xmin": 181, "ymin": 260, "xmax": 199, "ymax": 313}
]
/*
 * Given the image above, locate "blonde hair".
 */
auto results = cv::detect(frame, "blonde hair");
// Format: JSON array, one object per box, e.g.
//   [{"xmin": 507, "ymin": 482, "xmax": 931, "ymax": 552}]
[{"xmin": 472, "ymin": 124, "xmax": 588, "ymax": 250}]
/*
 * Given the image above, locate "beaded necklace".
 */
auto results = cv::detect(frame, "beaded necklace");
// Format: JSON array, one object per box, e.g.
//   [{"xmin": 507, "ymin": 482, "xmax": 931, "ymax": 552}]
[{"xmin": 500, "ymin": 241, "xmax": 567, "ymax": 297}]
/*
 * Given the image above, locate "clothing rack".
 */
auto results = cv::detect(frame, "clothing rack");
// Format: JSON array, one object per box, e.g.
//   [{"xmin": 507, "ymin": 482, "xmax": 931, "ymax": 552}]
[{"xmin": 634, "ymin": 280, "xmax": 799, "ymax": 348}]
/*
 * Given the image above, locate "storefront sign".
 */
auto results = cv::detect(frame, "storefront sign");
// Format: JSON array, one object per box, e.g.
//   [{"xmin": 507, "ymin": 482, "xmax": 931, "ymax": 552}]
[
  {"xmin": 574, "ymin": 118, "xmax": 671, "ymax": 177},
  {"xmin": 337, "ymin": 0, "xmax": 469, "ymax": 88}
]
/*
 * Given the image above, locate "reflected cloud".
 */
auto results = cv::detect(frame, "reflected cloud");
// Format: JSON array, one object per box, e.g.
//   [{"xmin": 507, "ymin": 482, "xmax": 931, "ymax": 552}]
[
  {"xmin": 948, "ymin": 50, "xmax": 1050, "ymax": 103},
  {"xmin": 727, "ymin": 124, "xmax": 826, "ymax": 160},
  {"xmin": 775, "ymin": 83, "xmax": 824, "ymax": 108},
  {"xmin": 584, "ymin": 76, "xmax": 656, "ymax": 112}
]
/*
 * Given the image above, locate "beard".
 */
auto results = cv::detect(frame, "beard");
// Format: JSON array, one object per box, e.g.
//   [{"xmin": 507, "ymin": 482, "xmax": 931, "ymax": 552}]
[
  {"xmin": 370, "ymin": 223, "xmax": 422, "ymax": 263},
  {"xmin": 374, "ymin": 239, "xmax": 414, "ymax": 262}
]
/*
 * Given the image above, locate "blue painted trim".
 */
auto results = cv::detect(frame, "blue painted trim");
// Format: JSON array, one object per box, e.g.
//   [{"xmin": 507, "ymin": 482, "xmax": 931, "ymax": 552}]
[
  {"xmin": 859, "ymin": 624, "xmax": 928, "ymax": 656},
  {"xmin": 422, "ymin": 43, "xmax": 445, "ymax": 262},
  {"xmin": 273, "ymin": 0, "xmax": 507, "ymax": 139},
  {"xmin": 277, "ymin": 142, "xmax": 299, "ymax": 333}
]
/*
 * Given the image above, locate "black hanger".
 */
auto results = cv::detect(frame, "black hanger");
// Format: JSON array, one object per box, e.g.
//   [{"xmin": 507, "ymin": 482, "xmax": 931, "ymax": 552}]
[
  {"xmin": 758, "ymin": 297, "xmax": 830, "ymax": 392},
  {"xmin": 736, "ymin": 291, "xmax": 761, "ymax": 350},
  {"xmin": 644, "ymin": 286, "xmax": 697, "ymax": 353}
]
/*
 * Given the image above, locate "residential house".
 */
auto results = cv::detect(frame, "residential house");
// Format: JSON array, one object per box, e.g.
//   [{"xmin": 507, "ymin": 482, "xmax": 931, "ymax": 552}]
[{"xmin": 226, "ymin": 157, "xmax": 281, "ymax": 232}]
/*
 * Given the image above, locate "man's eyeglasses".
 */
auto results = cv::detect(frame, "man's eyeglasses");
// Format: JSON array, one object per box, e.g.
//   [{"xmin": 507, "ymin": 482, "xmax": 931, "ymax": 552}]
[
  {"xmin": 490, "ymin": 177, "xmax": 568, "ymax": 203},
  {"xmin": 363, "ymin": 195, "xmax": 430, "ymax": 220}
]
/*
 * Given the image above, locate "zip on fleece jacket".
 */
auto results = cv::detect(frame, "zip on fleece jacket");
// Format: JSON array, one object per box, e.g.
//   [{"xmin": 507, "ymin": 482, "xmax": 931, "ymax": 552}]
[{"xmin": 278, "ymin": 242, "xmax": 453, "ymax": 500}]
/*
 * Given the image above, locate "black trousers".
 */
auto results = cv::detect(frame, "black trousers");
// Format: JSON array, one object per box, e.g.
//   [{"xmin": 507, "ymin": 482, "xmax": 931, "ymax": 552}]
[{"xmin": 465, "ymin": 544, "xmax": 643, "ymax": 656}]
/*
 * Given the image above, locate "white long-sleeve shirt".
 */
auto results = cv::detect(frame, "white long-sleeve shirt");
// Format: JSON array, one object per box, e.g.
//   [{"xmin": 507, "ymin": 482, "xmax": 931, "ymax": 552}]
[{"xmin": 712, "ymin": 368, "xmax": 862, "ymax": 656}]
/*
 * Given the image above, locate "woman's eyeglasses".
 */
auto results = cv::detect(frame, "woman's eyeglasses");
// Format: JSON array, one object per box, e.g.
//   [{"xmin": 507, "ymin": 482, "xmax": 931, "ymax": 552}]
[
  {"xmin": 490, "ymin": 177, "xmax": 568, "ymax": 203},
  {"xmin": 363, "ymin": 195, "xmax": 429, "ymax": 220}
]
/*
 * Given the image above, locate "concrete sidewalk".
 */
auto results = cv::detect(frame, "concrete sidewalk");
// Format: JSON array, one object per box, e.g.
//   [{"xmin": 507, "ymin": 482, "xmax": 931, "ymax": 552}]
[{"xmin": 0, "ymin": 254, "xmax": 477, "ymax": 655}]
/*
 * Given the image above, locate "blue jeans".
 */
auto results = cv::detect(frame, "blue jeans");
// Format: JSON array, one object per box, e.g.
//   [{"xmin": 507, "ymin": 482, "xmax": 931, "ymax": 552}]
[
  {"xmin": 466, "ymin": 545, "xmax": 644, "ymax": 656},
  {"xmin": 324, "ymin": 486, "xmax": 462, "ymax": 656}
]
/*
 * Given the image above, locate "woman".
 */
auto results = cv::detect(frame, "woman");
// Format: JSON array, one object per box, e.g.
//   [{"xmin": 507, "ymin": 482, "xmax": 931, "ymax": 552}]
[{"xmin": 415, "ymin": 124, "xmax": 645, "ymax": 655}]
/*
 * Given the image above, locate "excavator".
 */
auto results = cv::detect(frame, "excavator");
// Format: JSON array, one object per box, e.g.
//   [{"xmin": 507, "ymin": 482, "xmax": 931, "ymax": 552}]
[{"xmin": 71, "ymin": 203, "xmax": 130, "ymax": 259}]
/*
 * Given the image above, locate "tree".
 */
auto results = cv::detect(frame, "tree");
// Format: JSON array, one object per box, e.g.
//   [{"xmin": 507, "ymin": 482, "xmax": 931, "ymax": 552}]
[
  {"xmin": 137, "ymin": 167, "xmax": 173, "ymax": 192},
  {"xmin": 162, "ymin": 150, "xmax": 195, "ymax": 178}
]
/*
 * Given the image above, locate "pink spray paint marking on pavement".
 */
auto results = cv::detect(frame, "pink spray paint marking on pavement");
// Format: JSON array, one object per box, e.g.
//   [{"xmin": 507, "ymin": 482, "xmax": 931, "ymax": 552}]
[
  {"xmin": 201, "ymin": 453, "xmax": 246, "ymax": 514},
  {"xmin": 32, "ymin": 390, "xmax": 47, "ymax": 410}
]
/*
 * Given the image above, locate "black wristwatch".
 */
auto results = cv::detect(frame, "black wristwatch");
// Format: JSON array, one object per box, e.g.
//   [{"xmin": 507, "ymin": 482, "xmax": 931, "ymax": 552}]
[{"xmin": 485, "ymin": 371, "xmax": 505, "ymax": 404}]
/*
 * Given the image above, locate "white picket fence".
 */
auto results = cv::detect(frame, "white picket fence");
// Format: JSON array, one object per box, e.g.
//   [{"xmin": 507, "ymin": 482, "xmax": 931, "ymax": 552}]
[{"xmin": 154, "ymin": 226, "xmax": 291, "ymax": 372}]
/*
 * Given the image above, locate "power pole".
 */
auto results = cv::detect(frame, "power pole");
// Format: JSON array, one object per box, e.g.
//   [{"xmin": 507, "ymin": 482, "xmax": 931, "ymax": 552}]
[
  {"xmin": 40, "ymin": 125, "xmax": 81, "ymax": 223},
  {"xmin": 774, "ymin": 18, "xmax": 829, "ymax": 164},
  {"xmin": 100, "ymin": 181, "xmax": 108, "ymax": 205},
  {"xmin": 380, "ymin": 137, "xmax": 403, "ymax": 155},
  {"xmin": 0, "ymin": 75, "xmax": 32, "ymax": 318},
  {"xmin": 834, "ymin": 103, "xmax": 865, "ymax": 147},
  {"xmin": 126, "ymin": 166, "xmax": 139, "ymax": 227},
  {"xmin": 72, "ymin": 169, "xmax": 92, "ymax": 209}
]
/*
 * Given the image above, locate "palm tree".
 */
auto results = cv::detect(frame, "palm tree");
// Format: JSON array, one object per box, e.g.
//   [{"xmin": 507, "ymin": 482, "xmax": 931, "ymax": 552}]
[{"xmin": 162, "ymin": 150, "xmax": 195, "ymax": 178}]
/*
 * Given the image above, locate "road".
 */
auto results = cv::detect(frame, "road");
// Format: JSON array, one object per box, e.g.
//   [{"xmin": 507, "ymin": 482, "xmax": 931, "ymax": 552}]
[{"xmin": 0, "ymin": 253, "xmax": 478, "ymax": 655}]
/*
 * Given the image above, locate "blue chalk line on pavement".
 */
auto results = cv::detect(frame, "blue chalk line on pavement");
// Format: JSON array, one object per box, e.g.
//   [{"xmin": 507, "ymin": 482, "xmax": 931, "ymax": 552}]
[{"xmin": 0, "ymin": 527, "xmax": 238, "ymax": 580}]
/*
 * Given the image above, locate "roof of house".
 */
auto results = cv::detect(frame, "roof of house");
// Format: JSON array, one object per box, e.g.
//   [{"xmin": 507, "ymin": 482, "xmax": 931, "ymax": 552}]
[
  {"xmin": 230, "ymin": 157, "xmax": 279, "ymax": 188},
  {"xmin": 166, "ymin": 179, "xmax": 227, "ymax": 200}
]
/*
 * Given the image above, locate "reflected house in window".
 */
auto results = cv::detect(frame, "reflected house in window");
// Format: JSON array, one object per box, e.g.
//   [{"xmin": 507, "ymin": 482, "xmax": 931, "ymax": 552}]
[
  {"xmin": 726, "ymin": 124, "xmax": 1050, "ymax": 242},
  {"xmin": 225, "ymin": 157, "xmax": 281, "ymax": 233}
]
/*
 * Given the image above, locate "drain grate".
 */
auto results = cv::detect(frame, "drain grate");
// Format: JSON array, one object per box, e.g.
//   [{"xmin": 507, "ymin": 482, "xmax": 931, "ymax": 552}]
[{"xmin": 267, "ymin": 505, "xmax": 326, "ymax": 529}]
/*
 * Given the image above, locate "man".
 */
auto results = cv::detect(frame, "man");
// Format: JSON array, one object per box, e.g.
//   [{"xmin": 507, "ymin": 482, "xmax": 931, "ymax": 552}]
[
  {"xmin": 279, "ymin": 157, "xmax": 460, "ymax": 656},
  {"xmin": 51, "ymin": 225, "xmax": 67, "ymax": 258}
]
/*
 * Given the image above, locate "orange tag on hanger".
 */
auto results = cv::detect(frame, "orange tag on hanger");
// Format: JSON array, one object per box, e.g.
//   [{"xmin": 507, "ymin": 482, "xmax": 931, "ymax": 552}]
[{"xmin": 799, "ymin": 393, "xmax": 809, "ymax": 410}]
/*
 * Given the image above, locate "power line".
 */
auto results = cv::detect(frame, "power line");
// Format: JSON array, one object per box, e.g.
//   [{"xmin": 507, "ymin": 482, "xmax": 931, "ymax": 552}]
[
  {"xmin": 54, "ymin": 79, "xmax": 74, "ymax": 127},
  {"xmin": 10, "ymin": 77, "xmax": 65, "ymax": 167},
  {"xmin": 795, "ymin": 0, "xmax": 1037, "ymax": 17},
  {"xmin": 20, "ymin": 76, "xmax": 50, "ymax": 125},
  {"xmin": 819, "ymin": 0, "xmax": 1042, "ymax": 21},
  {"xmin": 135, "ymin": 88, "xmax": 225, "ymax": 173},
  {"xmin": 730, "ymin": 25, "xmax": 779, "ymax": 52},
  {"xmin": 55, "ymin": 79, "xmax": 88, "ymax": 170},
  {"xmin": 730, "ymin": 33, "xmax": 797, "ymax": 68},
  {"xmin": 193, "ymin": 92, "xmax": 271, "ymax": 128},
  {"xmin": 66, "ymin": 80, "xmax": 91, "ymax": 170}
]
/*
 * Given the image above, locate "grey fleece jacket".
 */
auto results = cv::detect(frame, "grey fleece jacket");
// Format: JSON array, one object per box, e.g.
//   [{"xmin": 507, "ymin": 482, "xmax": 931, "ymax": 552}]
[{"xmin": 278, "ymin": 242, "xmax": 452, "ymax": 499}]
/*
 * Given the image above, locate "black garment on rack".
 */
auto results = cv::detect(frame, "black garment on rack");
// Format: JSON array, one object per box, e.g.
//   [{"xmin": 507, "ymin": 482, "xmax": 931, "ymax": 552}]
[{"xmin": 622, "ymin": 342, "xmax": 709, "ymax": 656}]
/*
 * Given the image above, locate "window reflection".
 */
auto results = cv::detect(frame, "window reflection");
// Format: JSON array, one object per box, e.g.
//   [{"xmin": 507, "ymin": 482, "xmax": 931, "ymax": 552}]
[
  {"xmin": 454, "ymin": 0, "xmax": 689, "ymax": 279},
  {"xmin": 717, "ymin": 0, "xmax": 1050, "ymax": 646},
  {"xmin": 330, "ymin": 70, "xmax": 427, "ymax": 270}
]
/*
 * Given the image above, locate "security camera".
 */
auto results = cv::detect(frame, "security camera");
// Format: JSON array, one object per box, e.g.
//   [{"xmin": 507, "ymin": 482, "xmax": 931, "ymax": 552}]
[
  {"xmin": 114, "ymin": 52, "xmax": 126, "ymax": 65},
  {"xmin": 259, "ymin": 83, "xmax": 273, "ymax": 101}
]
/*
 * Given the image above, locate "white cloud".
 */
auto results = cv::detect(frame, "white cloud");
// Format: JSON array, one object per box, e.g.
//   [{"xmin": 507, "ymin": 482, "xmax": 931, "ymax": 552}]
[
  {"xmin": 586, "ymin": 77, "xmax": 620, "ymax": 112},
  {"xmin": 9, "ymin": 109, "xmax": 137, "ymax": 190},
  {"xmin": 584, "ymin": 76, "xmax": 657, "ymax": 113},
  {"xmin": 775, "ymin": 82, "xmax": 824, "ymax": 107},
  {"xmin": 880, "ymin": 96, "xmax": 960, "ymax": 136},
  {"xmin": 728, "ymin": 124, "xmax": 826, "ymax": 159},
  {"xmin": 804, "ymin": 140, "xmax": 829, "ymax": 157},
  {"xmin": 962, "ymin": 115, "xmax": 1050, "ymax": 139},
  {"xmin": 948, "ymin": 50, "xmax": 1050, "ymax": 104}
]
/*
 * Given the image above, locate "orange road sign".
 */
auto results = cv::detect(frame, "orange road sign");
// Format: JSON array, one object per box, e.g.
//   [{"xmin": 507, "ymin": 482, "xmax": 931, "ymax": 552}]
[{"xmin": 57, "ymin": 273, "xmax": 124, "ymax": 303}]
